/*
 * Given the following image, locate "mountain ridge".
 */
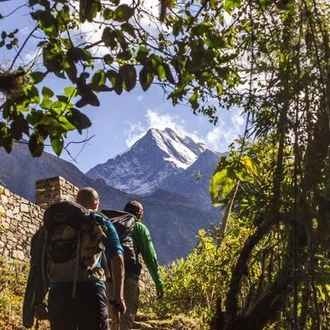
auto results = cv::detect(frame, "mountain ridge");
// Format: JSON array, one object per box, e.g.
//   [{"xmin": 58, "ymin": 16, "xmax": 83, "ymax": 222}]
[
  {"xmin": 0, "ymin": 128, "xmax": 222, "ymax": 264},
  {"xmin": 86, "ymin": 127, "xmax": 208, "ymax": 195}
]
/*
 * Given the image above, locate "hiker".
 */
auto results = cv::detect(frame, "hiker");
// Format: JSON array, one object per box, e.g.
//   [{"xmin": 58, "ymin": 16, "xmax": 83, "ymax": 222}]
[
  {"xmin": 107, "ymin": 200, "xmax": 164, "ymax": 330},
  {"xmin": 30, "ymin": 188, "xmax": 126, "ymax": 330},
  {"xmin": 62, "ymin": 187, "xmax": 126, "ymax": 329}
]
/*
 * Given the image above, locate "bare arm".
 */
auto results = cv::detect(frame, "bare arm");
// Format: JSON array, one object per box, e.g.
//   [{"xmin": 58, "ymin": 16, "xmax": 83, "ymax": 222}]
[
  {"xmin": 110, "ymin": 254, "xmax": 125, "ymax": 301},
  {"xmin": 110, "ymin": 254, "xmax": 126, "ymax": 322}
]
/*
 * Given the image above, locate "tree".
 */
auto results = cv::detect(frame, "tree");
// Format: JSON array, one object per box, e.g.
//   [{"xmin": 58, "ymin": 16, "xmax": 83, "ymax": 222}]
[
  {"xmin": 2, "ymin": 0, "xmax": 330, "ymax": 328},
  {"xmin": 209, "ymin": 1, "xmax": 330, "ymax": 329},
  {"xmin": 0, "ymin": 0, "xmax": 239, "ymax": 156}
]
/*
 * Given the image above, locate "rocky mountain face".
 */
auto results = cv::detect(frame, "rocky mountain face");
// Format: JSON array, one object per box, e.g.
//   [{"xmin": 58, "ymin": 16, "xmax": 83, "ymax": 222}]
[
  {"xmin": 86, "ymin": 127, "xmax": 208, "ymax": 195},
  {"xmin": 0, "ymin": 129, "xmax": 223, "ymax": 264}
]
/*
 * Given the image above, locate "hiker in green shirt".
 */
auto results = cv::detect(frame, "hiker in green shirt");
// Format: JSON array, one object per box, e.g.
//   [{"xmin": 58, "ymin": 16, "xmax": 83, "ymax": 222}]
[{"xmin": 108, "ymin": 200, "xmax": 164, "ymax": 330}]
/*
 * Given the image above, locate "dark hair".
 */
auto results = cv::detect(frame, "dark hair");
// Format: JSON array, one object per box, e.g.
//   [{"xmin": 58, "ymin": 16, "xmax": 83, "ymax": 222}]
[{"xmin": 124, "ymin": 200, "xmax": 143, "ymax": 219}]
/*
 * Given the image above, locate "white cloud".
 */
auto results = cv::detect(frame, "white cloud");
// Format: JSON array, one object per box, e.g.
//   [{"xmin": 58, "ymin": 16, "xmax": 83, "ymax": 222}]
[
  {"xmin": 145, "ymin": 109, "xmax": 206, "ymax": 142},
  {"xmin": 124, "ymin": 107, "xmax": 246, "ymax": 153},
  {"xmin": 124, "ymin": 108, "xmax": 206, "ymax": 148},
  {"xmin": 124, "ymin": 120, "xmax": 146, "ymax": 147},
  {"xmin": 205, "ymin": 110, "xmax": 246, "ymax": 152},
  {"xmin": 124, "ymin": 109, "xmax": 182, "ymax": 147}
]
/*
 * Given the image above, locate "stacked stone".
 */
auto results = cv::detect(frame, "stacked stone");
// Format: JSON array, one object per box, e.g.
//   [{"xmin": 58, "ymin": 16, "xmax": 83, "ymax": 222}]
[
  {"xmin": 0, "ymin": 185, "xmax": 42, "ymax": 261},
  {"xmin": 0, "ymin": 176, "xmax": 79, "ymax": 262},
  {"xmin": 35, "ymin": 176, "xmax": 78, "ymax": 210}
]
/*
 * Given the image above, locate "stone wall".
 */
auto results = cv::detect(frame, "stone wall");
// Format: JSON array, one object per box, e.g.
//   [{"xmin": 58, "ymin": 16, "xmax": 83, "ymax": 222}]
[{"xmin": 0, "ymin": 176, "xmax": 78, "ymax": 262}]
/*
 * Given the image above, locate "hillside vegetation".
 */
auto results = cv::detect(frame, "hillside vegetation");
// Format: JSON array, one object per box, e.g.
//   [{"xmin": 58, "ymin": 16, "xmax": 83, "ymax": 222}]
[{"xmin": 2, "ymin": 210, "xmax": 330, "ymax": 329}]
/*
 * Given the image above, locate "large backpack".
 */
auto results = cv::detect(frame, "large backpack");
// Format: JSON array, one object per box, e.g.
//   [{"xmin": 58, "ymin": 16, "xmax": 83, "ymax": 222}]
[
  {"xmin": 101, "ymin": 209, "xmax": 137, "ymax": 275},
  {"xmin": 43, "ymin": 201, "xmax": 108, "ymax": 285},
  {"xmin": 23, "ymin": 201, "xmax": 109, "ymax": 329}
]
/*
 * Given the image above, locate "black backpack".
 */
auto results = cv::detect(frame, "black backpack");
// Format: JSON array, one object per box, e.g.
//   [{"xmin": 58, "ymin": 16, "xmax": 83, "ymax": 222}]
[
  {"xmin": 23, "ymin": 201, "xmax": 109, "ymax": 328},
  {"xmin": 43, "ymin": 201, "xmax": 109, "ymax": 285},
  {"xmin": 101, "ymin": 209, "xmax": 137, "ymax": 275}
]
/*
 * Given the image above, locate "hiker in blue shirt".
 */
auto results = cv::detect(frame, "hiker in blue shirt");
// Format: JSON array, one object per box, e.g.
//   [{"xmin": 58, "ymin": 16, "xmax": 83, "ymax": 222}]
[{"xmin": 47, "ymin": 187, "xmax": 126, "ymax": 330}]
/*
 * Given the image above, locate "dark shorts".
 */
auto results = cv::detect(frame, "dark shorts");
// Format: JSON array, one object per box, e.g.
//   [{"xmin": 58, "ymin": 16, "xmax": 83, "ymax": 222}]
[{"xmin": 48, "ymin": 282, "xmax": 109, "ymax": 330}]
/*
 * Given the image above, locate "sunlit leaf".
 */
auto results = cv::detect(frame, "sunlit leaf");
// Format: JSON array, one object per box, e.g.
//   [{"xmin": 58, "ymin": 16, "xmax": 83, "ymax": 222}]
[
  {"xmin": 50, "ymin": 135, "xmax": 64, "ymax": 156},
  {"xmin": 210, "ymin": 169, "xmax": 235, "ymax": 203},
  {"xmin": 240, "ymin": 155, "xmax": 258, "ymax": 176},
  {"xmin": 64, "ymin": 86, "xmax": 77, "ymax": 98},
  {"xmin": 224, "ymin": 0, "xmax": 242, "ymax": 13}
]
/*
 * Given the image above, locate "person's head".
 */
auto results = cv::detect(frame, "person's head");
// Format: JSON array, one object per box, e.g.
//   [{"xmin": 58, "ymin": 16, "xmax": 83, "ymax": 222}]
[
  {"xmin": 124, "ymin": 200, "xmax": 144, "ymax": 221},
  {"xmin": 76, "ymin": 187, "xmax": 99, "ymax": 211}
]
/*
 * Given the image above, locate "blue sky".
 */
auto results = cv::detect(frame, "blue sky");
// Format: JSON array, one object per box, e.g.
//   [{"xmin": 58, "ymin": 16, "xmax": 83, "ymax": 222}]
[{"xmin": 0, "ymin": 0, "xmax": 246, "ymax": 173}]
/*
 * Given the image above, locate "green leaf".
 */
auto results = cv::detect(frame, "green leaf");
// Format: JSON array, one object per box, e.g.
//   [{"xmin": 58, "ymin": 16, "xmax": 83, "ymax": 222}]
[
  {"xmin": 24, "ymin": 85, "xmax": 40, "ymax": 104},
  {"xmin": 136, "ymin": 47, "xmax": 150, "ymax": 64},
  {"xmin": 65, "ymin": 61, "xmax": 78, "ymax": 83},
  {"xmin": 92, "ymin": 70, "xmax": 106, "ymax": 86},
  {"xmin": 67, "ymin": 47, "xmax": 91, "ymax": 62},
  {"xmin": 216, "ymin": 83, "xmax": 223, "ymax": 97},
  {"xmin": 189, "ymin": 91, "xmax": 199, "ymax": 110},
  {"xmin": 57, "ymin": 95, "xmax": 70, "ymax": 103},
  {"xmin": 139, "ymin": 66, "xmax": 154, "ymax": 91},
  {"xmin": 106, "ymin": 69, "xmax": 123, "ymax": 95},
  {"xmin": 102, "ymin": 27, "xmax": 117, "ymax": 48},
  {"xmin": 106, "ymin": 70, "xmax": 118, "ymax": 86},
  {"xmin": 113, "ymin": 4, "xmax": 134, "ymax": 22},
  {"xmin": 42, "ymin": 86, "xmax": 54, "ymax": 98},
  {"xmin": 50, "ymin": 135, "xmax": 64, "ymax": 156},
  {"xmin": 210, "ymin": 169, "xmax": 235, "ymax": 203},
  {"xmin": 103, "ymin": 8, "xmax": 113, "ymax": 20},
  {"xmin": 224, "ymin": 0, "xmax": 242, "ymax": 13},
  {"xmin": 28, "ymin": 133, "xmax": 44, "ymax": 157},
  {"xmin": 121, "ymin": 23, "xmax": 136, "ymax": 38},
  {"xmin": 163, "ymin": 63, "xmax": 176, "ymax": 84},
  {"xmin": 103, "ymin": 54, "xmax": 113, "ymax": 65},
  {"xmin": 64, "ymin": 86, "xmax": 77, "ymax": 98},
  {"xmin": 113, "ymin": 75, "xmax": 123, "ymax": 95},
  {"xmin": 10, "ymin": 121, "xmax": 22, "ymax": 140},
  {"xmin": 40, "ymin": 97, "xmax": 52, "ymax": 109},
  {"xmin": 240, "ymin": 155, "xmax": 258, "ymax": 176},
  {"xmin": 67, "ymin": 108, "xmax": 92, "ymax": 133},
  {"xmin": 30, "ymin": 71, "xmax": 46, "ymax": 84},
  {"xmin": 119, "ymin": 64, "xmax": 136, "ymax": 92},
  {"xmin": 80, "ymin": 0, "xmax": 101, "ymax": 23},
  {"xmin": 76, "ymin": 92, "xmax": 100, "ymax": 107}
]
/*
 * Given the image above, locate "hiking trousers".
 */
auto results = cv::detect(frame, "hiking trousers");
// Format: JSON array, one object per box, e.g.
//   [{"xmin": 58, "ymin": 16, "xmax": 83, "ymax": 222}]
[
  {"xmin": 48, "ymin": 282, "xmax": 109, "ymax": 330},
  {"xmin": 107, "ymin": 276, "xmax": 140, "ymax": 330}
]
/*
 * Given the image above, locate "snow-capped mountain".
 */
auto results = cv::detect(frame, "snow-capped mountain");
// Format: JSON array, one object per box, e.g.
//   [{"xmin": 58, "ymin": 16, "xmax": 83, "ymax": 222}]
[
  {"xmin": 159, "ymin": 149, "xmax": 224, "ymax": 212},
  {"xmin": 0, "ymin": 129, "xmax": 223, "ymax": 264},
  {"xmin": 86, "ymin": 127, "xmax": 208, "ymax": 195}
]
